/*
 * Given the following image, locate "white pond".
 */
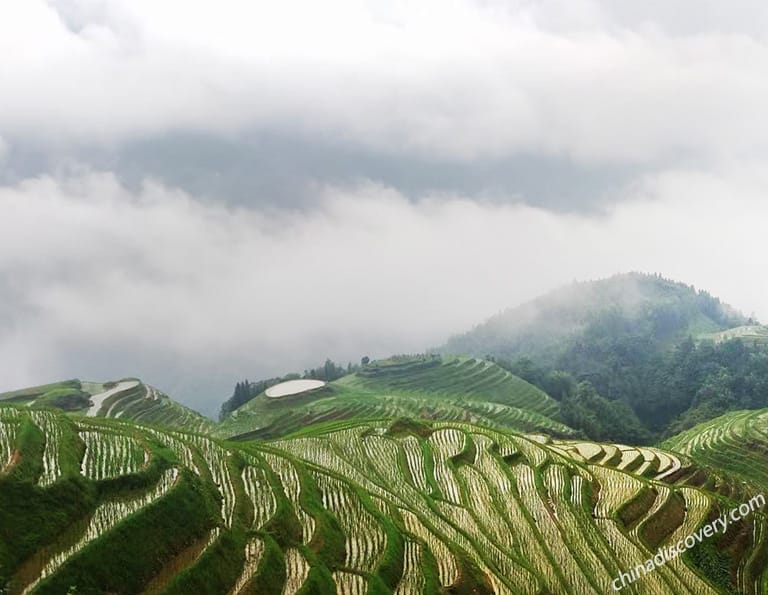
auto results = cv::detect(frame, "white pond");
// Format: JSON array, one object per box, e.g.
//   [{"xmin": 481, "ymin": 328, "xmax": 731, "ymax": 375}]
[{"xmin": 265, "ymin": 379, "xmax": 326, "ymax": 398}]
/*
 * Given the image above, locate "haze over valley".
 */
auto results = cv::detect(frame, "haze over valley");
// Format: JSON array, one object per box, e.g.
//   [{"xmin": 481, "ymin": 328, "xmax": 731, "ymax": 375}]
[
  {"xmin": 3, "ymin": 1, "xmax": 768, "ymax": 415},
  {"xmin": 3, "ymin": 2, "xmax": 768, "ymax": 594}
]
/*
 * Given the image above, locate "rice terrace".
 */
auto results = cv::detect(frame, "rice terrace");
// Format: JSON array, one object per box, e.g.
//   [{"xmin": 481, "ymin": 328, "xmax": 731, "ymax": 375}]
[
  {"xmin": 3, "ymin": 279, "xmax": 768, "ymax": 595},
  {"xmin": 5, "ymin": 0, "xmax": 768, "ymax": 591}
]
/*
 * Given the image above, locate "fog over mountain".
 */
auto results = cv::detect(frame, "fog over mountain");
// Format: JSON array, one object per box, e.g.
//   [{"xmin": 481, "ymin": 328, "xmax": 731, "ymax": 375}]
[{"xmin": 2, "ymin": 0, "xmax": 768, "ymax": 416}]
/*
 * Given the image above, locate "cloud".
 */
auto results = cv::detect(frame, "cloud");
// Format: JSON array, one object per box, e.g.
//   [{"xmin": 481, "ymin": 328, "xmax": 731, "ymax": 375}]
[
  {"xmin": 3, "ymin": 1, "xmax": 768, "ymax": 416},
  {"xmin": 1, "ymin": 169, "xmax": 766, "ymax": 415},
  {"xmin": 2, "ymin": 130, "xmax": 640, "ymax": 213},
  {"xmin": 4, "ymin": 0, "xmax": 768, "ymax": 165}
]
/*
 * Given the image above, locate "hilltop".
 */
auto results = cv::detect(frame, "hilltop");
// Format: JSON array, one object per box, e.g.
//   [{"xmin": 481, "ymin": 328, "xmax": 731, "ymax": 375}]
[
  {"xmin": 0, "ymin": 357, "xmax": 573, "ymax": 444},
  {"xmin": 218, "ymin": 355, "xmax": 573, "ymax": 440},
  {"xmin": 5, "ymin": 275, "xmax": 765, "ymax": 450},
  {"xmin": 2, "ymin": 405, "xmax": 765, "ymax": 594},
  {"xmin": 0, "ymin": 379, "xmax": 213, "ymax": 435},
  {"xmin": 443, "ymin": 272, "xmax": 746, "ymax": 363}
]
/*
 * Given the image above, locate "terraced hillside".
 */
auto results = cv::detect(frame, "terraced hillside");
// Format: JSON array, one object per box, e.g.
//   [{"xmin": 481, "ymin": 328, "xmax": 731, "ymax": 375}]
[
  {"xmin": 219, "ymin": 356, "xmax": 569, "ymax": 440},
  {"xmin": 0, "ymin": 379, "xmax": 213, "ymax": 434},
  {"xmin": 701, "ymin": 325, "xmax": 768, "ymax": 347},
  {"xmin": 2, "ymin": 405, "xmax": 764, "ymax": 594},
  {"xmin": 663, "ymin": 408, "xmax": 768, "ymax": 492},
  {"xmin": 351, "ymin": 356, "xmax": 559, "ymax": 416}
]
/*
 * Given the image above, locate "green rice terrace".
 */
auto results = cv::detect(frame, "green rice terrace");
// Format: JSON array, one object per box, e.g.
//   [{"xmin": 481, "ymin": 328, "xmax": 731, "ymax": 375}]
[
  {"xmin": 0, "ymin": 379, "xmax": 213, "ymax": 435},
  {"xmin": 1, "ymin": 403, "xmax": 767, "ymax": 594},
  {"xmin": 700, "ymin": 326, "xmax": 768, "ymax": 348},
  {"xmin": 218, "ymin": 356, "xmax": 571, "ymax": 440},
  {"xmin": 662, "ymin": 408, "xmax": 768, "ymax": 492}
]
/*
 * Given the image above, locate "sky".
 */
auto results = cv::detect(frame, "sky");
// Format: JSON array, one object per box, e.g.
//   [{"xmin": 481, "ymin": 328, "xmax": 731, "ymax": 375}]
[{"xmin": 2, "ymin": 0, "xmax": 768, "ymax": 416}]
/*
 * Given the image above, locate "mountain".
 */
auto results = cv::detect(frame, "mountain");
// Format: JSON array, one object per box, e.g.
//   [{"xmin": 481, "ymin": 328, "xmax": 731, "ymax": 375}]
[
  {"xmin": 440, "ymin": 273, "xmax": 765, "ymax": 442},
  {"xmin": 443, "ymin": 272, "xmax": 746, "ymax": 364},
  {"xmin": 0, "ymin": 378, "xmax": 213, "ymax": 434},
  {"xmin": 218, "ymin": 355, "xmax": 573, "ymax": 440},
  {"xmin": 2, "ymin": 405, "xmax": 765, "ymax": 594},
  {"xmin": 4, "ymin": 274, "xmax": 768, "ymax": 593}
]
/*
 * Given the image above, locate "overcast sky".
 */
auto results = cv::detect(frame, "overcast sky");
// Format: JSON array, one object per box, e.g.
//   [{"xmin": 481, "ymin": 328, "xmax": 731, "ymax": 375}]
[{"xmin": 2, "ymin": 1, "xmax": 768, "ymax": 416}]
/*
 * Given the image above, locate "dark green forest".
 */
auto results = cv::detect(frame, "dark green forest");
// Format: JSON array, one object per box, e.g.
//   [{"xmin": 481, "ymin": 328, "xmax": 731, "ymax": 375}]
[
  {"xmin": 497, "ymin": 335, "xmax": 768, "ymax": 444},
  {"xmin": 445, "ymin": 273, "xmax": 768, "ymax": 444}
]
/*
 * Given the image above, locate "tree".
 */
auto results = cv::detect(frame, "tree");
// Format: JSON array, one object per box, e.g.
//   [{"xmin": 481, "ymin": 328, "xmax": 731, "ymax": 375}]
[
  {"xmin": 561, "ymin": 381, "xmax": 650, "ymax": 444},
  {"xmin": 542, "ymin": 371, "xmax": 576, "ymax": 400}
]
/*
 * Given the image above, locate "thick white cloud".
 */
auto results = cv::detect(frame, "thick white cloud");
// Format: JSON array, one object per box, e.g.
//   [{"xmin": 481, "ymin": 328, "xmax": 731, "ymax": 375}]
[
  {"xmin": 3, "ymin": 1, "xmax": 768, "ymax": 162},
  {"xmin": 3, "ymin": 1, "xmax": 768, "ymax": 415},
  {"xmin": 0, "ymin": 170, "xmax": 766, "ymax": 413}
]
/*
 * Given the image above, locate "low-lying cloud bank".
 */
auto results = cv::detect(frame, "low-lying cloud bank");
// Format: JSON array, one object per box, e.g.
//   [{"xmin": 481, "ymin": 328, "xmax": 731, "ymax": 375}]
[{"xmin": 1, "ymin": 168, "xmax": 766, "ymax": 415}]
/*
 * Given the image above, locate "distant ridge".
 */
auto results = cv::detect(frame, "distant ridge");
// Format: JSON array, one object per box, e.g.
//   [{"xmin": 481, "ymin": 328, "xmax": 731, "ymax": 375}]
[{"xmin": 442, "ymin": 272, "xmax": 746, "ymax": 362}]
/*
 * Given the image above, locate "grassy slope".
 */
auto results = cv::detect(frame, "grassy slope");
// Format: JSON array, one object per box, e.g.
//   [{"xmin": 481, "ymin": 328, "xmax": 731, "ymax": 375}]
[
  {"xmin": 662, "ymin": 410, "xmax": 768, "ymax": 595},
  {"xmin": 1, "ymin": 405, "xmax": 764, "ymax": 594},
  {"xmin": 0, "ymin": 379, "xmax": 213, "ymax": 435},
  {"xmin": 218, "ymin": 356, "xmax": 566, "ymax": 440},
  {"xmin": 0, "ymin": 380, "xmax": 81, "ymax": 404},
  {"xmin": 662, "ymin": 409, "xmax": 768, "ymax": 492},
  {"xmin": 0, "ymin": 357, "xmax": 558, "ymax": 441},
  {"xmin": 700, "ymin": 325, "xmax": 768, "ymax": 347}
]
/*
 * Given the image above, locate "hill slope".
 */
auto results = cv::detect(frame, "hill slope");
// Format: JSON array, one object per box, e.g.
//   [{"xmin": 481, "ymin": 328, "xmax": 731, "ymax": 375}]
[
  {"xmin": 1, "ymin": 406, "xmax": 765, "ymax": 594},
  {"xmin": 701, "ymin": 325, "xmax": 768, "ymax": 347},
  {"xmin": 662, "ymin": 408, "xmax": 768, "ymax": 492},
  {"xmin": 440, "ymin": 273, "xmax": 766, "ymax": 442},
  {"xmin": 219, "ymin": 355, "xmax": 570, "ymax": 440},
  {"xmin": 443, "ymin": 272, "xmax": 746, "ymax": 362},
  {"xmin": 0, "ymin": 379, "xmax": 213, "ymax": 434}
]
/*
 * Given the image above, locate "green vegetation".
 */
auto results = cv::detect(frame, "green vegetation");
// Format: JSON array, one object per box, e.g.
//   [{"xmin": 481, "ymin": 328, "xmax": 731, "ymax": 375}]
[
  {"xmin": 219, "ymin": 359, "xmax": 356, "ymax": 420},
  {"xmin": 34, "ymin": 470, "xmax": 218, "ymax": 595},
  {"xmin": 4, "ymin": 275, "xmax": 768, "ymax": 593},
  {"xmin": 442, "ymin": 273, "xmax": 768, "ymax": 443},
  {"xmin": 703, "ymin": 325, "xmax": 768, "ymax": 347},
  {"xmin": 218, "ymin": 355, "xmax": 571, "ymax": 441},
  {"xmin": 3, "ymin": 404, "xmax": 763, "ymax": 593},
  {"xmin": 444, "ymin": 273, "xmax": 744, "ymax": 361},
  {"xmin": 0, "ymin": 379, "xmax": 214, "ymax": 434},
  {"xmin": 662, "ymin": 408, "xmax": 768, "ymax": 491},
  {"xmin": 0, "ymin": 380, "xmax": 81, "ymax": 404},
  {"xmin": 561, "ymin": 381, "xmax": 650, "ymax": 443},
  {"xmin": 33, "ymin": 388, "xmax": 91, "ymax": 412}
]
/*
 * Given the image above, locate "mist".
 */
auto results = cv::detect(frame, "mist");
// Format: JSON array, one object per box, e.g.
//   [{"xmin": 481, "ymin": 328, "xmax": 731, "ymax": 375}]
[
  {"xmin": 0, "ymin": 166, "xmax": 765, "ymax": 416},
  {"xmin": 3, "ymin": 1, "xmax": 768, "ymax": 416}
]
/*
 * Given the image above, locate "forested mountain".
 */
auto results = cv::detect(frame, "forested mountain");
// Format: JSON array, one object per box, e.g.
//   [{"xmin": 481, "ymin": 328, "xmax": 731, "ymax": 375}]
[
  {"xmin": 444, "ymin": 273, "xmax": 746, "ymax": 362},
  {"xmin": 441, "ymin": 273, "xmax": 767, "ymax": 442}
]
